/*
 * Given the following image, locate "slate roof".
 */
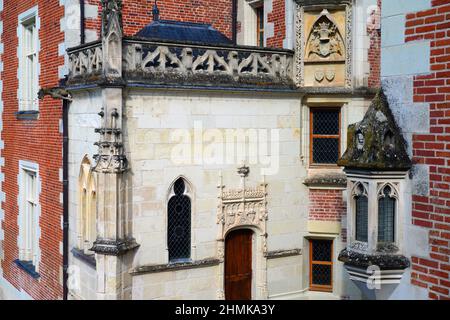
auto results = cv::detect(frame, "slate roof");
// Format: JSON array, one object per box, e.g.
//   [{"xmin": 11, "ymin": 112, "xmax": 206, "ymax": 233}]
[
  {"xmin": 338, "ymin": 89, "xmax": 412, "ymax": 171},
  {"xmin": 134, "ymin": 20, "xmax": 233, "ymax": 45}
]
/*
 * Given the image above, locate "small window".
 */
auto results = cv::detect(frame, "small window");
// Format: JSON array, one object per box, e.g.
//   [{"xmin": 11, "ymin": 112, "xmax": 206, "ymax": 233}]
[
  {"xmin": 309, "ymin": 239, "xmax": 333, "ymax": 292},
  {"xmin": 256, "ymin": 5, "xmax": 264, "ymax": 47},
  {"xmin": 18, "ymin": 163, "xmax": 39, "ymax": 269},
  {"xmin": 310, "ymin": 108, "xmax": 341, "ymax": 165},
  {"xmin": 168, "ymin": 178, "xmax": 191, "ymax": 263},
  {"xmin": 378, "ymin": 186, "xmax": 396, "ymax": 243},
  {"xmin": 19, "ymin": 11, "xmax": 38, "ymax": 111}
]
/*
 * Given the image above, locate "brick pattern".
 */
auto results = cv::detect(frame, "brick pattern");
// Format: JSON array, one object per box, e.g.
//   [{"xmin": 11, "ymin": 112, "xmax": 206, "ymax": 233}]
[
  {"xmin": 405, "ymin": 0, "xmax": 450, "ymax": 300},
  {"xmin": 309, "ymin": 189, "xmax": 347, "ymax": 242},
  {"xmin": 309, "ymin": 189, "xmax": 346, "ymax": 221},
  {"xmin": 86, "ymin": 0, "xmax": 233, "ymax": 39},
  {"xmin": 266, "ymin": 0, "xmax": 285, "ymax": 48},
  {"xmin": 367, "ymin": 0, "xmax": 381, "ymax": 87},
  {"xmin": 0, "ymin": 0, "xmax": 64, "ymax": 299}
]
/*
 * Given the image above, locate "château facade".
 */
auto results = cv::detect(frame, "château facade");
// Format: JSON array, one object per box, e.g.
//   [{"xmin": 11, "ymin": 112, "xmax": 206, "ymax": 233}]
[{"xmin": 0, "ymin": 0, "xmax": 448, "ymax": 300}]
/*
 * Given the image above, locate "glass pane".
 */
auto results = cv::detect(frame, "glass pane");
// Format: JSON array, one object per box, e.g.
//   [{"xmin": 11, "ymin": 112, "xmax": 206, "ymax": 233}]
[
  {"xmin": 312, "ymin": 264, "xmax": 332, "ymax": 286},
  {"xmin": 313, "ymin": 110, "xmax": 340, "ymax": 135},
  {"xmin": 168, "ymin": 179, "xmax": 191, "ymax": 262},
  {"xmin": 312, "ymin": 240, "xmax": 332, "ymax": 262},
  {"xmin": 313, "ymin": 138, "xmax": 339, "ymax": 164},
  {"xmin": 355, "ymin": 195, "xmax": 368, "ymax": 242},
  {"xmin": 378, "ymin": 192, "xmax": 395, "ymax": 243}
]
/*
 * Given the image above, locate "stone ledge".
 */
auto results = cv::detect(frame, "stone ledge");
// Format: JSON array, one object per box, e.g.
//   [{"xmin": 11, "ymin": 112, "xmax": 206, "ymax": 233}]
[
  {"xmin": 15, "ymin": 110, "xmax": 39, "ymax": 121},
  {"xmin": 304, "ymin": 173, "xmax": 347, "ymax": 188},
  {"xmin": 338, "ymin": 248, "xmax": 410, "ymax": 270},
  {"xmin": 14, "ymin": 259, "xmax": 40, "ymax": 279},
  {"xmin": 71, "ymin": 247, "xmax": 96, "ymax": 269},
  {"xmin": 130, "ymin": 257, "xmax": 221, "ymax": 276},
  {"xmin": 265, "ymin": 249, "xmax": 302, "ymax": 259}
]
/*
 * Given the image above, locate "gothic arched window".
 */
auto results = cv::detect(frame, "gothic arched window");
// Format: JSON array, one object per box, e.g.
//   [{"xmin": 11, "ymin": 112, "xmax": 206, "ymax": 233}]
[
  {"xmin": 168, "ymin": 178, "xmax": 191, "ymax": 262},
  {"xmin": 378, "ymin": 185, "xmax": 396, "ymax": 243},
  {"xmin": 78, "ymin": 157, "xmax": 97, "ymax": 255},
  {"xmin": 354, "ymin": 183, "xmax": 368, "ymax": 242}
]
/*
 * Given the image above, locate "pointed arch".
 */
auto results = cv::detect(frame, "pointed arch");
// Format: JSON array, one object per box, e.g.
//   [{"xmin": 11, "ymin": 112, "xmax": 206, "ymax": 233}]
[
  {"xmin": 377, "ymin": 183, "xmax": 397, "ymax": 243},
  {"xmin": 78, "ymin": 155, "xmax": 97, "ymax": 255},
  {"xmin": 167, "ymin": 176, "xmax": 193, "ymax": 263}
]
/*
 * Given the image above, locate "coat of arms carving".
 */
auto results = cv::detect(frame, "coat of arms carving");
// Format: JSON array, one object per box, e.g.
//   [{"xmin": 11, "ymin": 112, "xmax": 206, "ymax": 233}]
[{"xmin": 306, "ymin": 9, "xmax": 345, "ymax": 61}]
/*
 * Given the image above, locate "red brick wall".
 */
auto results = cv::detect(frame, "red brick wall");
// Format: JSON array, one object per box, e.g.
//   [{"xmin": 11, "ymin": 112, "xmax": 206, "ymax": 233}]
[
  {"xmin": 367, "ymin": 0, "xmax": 381, "ymax": 87},
  {"xmin": 86, "ymin": 0, "xmax": 233, "ymax": 39},
  {"xmin": 309, "ymin": 189, "xmax": 347, "ymax": 241},
  {"xmin": 404, "ymin": 0, "xmax": 450, "ymax": 300},
  {"xmin": 267, "ymin": 0, "xmax": 285, "ymax": 48},
  {"xmin": 1, "ymin": 0, "xmax": 64, "ymax": 299}
]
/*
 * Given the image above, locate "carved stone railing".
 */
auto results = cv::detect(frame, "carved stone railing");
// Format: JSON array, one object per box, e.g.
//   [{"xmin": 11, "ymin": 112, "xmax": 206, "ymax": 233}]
[
  {"xmin": 67, "ymin": 41, "xmax": 103, "ymax": 84},
  {"xmin": 66, "ymin": 38, "xmax": 295, "ymax": 89}
]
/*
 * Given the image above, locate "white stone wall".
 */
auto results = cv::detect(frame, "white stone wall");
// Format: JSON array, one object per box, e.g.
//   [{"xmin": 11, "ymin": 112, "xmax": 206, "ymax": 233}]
[
  {"xmin": 66, "ymin": 86, "xmax": 373, "ymax": 300},
  {"xmin": 67, "ymin": 90, "xmax": 102, "ymax": 300},
  {"xmin": 125, "ymin": 89, "xmax": 305, "ymax": 299}
]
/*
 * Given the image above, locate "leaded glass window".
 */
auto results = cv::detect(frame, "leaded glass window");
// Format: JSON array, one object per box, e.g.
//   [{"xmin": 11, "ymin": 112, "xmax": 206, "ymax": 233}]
[
  {"xmin": 310, "ymin": 239, "xmax": 333, "ymax": 292},
  {"xmin": 378, "ymin": 186, "xmax": 396, "ymax": 243},
  {"xmin": 310, "ymin": 108, "xmax": 341, "ymax": 164},
  {"xmin": 355, "ymin": 193, "xmax": 368, "ymax": 242},
  {"xmin": 168, "ymin": 178, "xmax": 191, "ymax": 262}
]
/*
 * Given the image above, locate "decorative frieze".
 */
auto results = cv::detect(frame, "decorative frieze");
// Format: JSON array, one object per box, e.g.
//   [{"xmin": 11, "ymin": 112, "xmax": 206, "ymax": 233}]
[{"xmin": 217, "ymin": 169, "xmax": 268, "ymax": 243}]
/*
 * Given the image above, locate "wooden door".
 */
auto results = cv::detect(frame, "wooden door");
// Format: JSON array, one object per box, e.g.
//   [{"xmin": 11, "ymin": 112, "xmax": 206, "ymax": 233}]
[{"xmin": 225, "ymin": 229, "xmax": 253, "ymax": 300}]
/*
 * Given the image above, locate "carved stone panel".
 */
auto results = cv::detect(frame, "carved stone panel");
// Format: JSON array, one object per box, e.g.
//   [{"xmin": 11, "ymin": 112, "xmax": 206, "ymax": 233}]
[{"xmin": 295, "ymin": 4, "xmax": 352, "ymax": 87}]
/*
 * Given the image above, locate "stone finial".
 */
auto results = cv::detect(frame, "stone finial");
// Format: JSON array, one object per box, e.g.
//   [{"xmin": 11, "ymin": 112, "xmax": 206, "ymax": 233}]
[
  {"xmin": 152, "ymin": 0, "xmax": 160, "ymax": 21},
  {"xmin": 101, "ymin": 0, "xmax": 123, "ymax": 37},
  {"xmin": 338, "ymin": 89, "xmax": 412, "ymax": 171}
]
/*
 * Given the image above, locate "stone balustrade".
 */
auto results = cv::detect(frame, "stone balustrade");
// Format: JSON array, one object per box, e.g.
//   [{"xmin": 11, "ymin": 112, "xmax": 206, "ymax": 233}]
[{"xmin": 67, "ymin": 39, "xmax": 295, "ymax": 89}]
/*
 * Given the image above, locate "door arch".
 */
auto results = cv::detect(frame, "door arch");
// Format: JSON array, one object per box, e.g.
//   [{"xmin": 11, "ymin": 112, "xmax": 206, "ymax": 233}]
[{"xmin": 224, "ymin": 229, "xmax": 253, "ymax": 300}]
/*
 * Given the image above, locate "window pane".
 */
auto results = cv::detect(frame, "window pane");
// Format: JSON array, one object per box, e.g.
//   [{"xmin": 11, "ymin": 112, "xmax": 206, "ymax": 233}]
[
  {"xmin": 378, "ymin": 193, "xmax": 395, "ymax": 243},
  {"xmin": 313, "ymin": 138, "xmax": 339, "ymax": 164},
  {"xmin": 313, "ymin": 110, "xmax": 340, "ymax": 135},
  {"xmin": 355, "ymin": 195, "xmax": 368, "ymax": 242},
  {"xmin": 312, "ymin": 264, "xmax": 332, "ymax": 286},
  {"xmin": 168, "ymin": 179, "xmax": 191, "ymax": 262},
  {"xmin": 312, "ymin": 240, "xmax": 332, "ymax": 262}
]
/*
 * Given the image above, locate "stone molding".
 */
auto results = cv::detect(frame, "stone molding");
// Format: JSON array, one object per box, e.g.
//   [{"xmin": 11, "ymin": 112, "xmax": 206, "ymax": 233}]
[
  {"xmin": 129, "ymin": 258, "xmax": 221, "ymax": 276},
  {"xmin": 265, "ymin": 249, "xmax": 302, "ymax": 259}
]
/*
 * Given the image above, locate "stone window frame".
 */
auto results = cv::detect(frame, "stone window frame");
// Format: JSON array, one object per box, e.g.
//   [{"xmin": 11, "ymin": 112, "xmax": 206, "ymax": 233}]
[
  {"xmin": 309, "ymin": 107, "xmax": 342, "ymax": 166},
  {"xmin": 237, "ymin": 0, "xmax": 265, "ymax": 47},
  {"xmin": 347, "ymin": 178, "xmax": 403, "ymax": 253},
  {"xmin": 17, "ymin": 160, "xmax": 41, "ymax": 272},
  {"xmin": 17, "ymin": 6, "xmax": 40, "ymax": 112},
  {"xmin": 77, "ymin": 156, "xmax": 97, "ymax": 256},
  {"xmin": 166, "ymin": 176, "xmax": 194, "ymax": 264}
]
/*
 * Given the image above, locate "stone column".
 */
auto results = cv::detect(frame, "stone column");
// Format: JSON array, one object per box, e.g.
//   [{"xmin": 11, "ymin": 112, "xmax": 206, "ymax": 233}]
[{"xmin": 91, "ymin": 0, "xmax": 138, "ymax": 300}]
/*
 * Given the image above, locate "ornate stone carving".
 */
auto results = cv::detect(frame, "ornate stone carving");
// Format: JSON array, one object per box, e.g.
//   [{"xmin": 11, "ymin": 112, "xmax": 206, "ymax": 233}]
[
  {"xmin": 294, "ymin": 3, "xmax": 304, "ymax": 86},
  {"xmin": 305, "ymin": 10, "xmax": 344, "ymax": 61},
  {"xmin": 217, "ymin": 170, "xmax": 268, "ymax": 249},
  {"xmin": 68, "ymin": 44, "xmax": 103, "ymax": 81},
  {"xmin": 345, "ymin": 3, "xmax": 353, "ymax": 87},
  {"xmin": 101, "ymin": 0, "xmax": 123, "ymax": 37},
  {"xmin": 93, "ymin": 107, "xmax": 128, "ymax": 174},
  {"xmin": 123, "ymin": 43, "xmax": 293, "ymax": 81}
]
